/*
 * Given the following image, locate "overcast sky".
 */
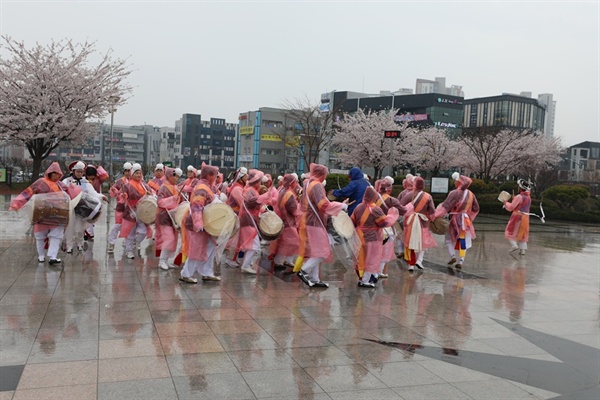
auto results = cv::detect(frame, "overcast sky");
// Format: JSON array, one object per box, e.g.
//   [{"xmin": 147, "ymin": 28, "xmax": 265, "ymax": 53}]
[{"xmin": 1, "ymin": 0, "xmax": 598, "ymax": 147}]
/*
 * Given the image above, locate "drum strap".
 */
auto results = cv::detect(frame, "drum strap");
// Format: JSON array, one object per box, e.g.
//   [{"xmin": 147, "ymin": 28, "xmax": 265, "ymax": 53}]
[{"xmin": 242, "ymin": 198, "xmax": 263, "ymax": 241}]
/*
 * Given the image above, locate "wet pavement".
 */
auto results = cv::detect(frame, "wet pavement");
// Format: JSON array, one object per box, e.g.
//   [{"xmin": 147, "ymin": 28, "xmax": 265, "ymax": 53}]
[{"xmin": 0, "ymin": 195, "xmax": 598, "ymax": 399}]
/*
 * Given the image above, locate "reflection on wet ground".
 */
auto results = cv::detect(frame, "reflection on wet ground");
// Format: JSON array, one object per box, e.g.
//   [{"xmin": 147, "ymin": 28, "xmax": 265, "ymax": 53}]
[{"xmin": 0, "ymin": 197, "xmax": 598, "ymax": 399}]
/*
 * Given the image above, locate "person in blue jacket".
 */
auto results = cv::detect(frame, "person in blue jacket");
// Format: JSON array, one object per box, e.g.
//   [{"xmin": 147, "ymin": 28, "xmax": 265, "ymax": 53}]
[{"xmin": 332, "ymin": 167, "xmax": 369, "ymax": 215}]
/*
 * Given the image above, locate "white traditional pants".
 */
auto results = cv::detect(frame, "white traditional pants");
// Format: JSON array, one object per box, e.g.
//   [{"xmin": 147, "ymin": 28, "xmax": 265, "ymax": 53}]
[
  {"xmin": 34, "ymin": 226, "xmax": 65, "ymax": 259},
  {"xmin": 181, "ymin": 240, "xmax": 217, "ymax": 278}
]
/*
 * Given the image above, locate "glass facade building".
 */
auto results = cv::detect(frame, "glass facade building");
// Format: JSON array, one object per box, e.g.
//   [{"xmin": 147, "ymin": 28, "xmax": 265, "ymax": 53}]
[{"xmin": 463, "ymin": 94, "xmax": 546, "ymax": 132}]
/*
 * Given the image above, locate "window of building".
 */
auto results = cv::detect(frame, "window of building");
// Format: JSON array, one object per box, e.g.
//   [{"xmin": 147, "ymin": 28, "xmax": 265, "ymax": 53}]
[{"xmin": 591, "ymin": 147, "xmax": 599, "ymax": 159}]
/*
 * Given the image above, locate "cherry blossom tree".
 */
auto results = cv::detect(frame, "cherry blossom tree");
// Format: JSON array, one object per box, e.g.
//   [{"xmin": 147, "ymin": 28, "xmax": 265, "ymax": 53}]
[
  {"xmin": 0, "ymin": 36, "xmax": 132, "ymax": 179},
  {"xmin": 333, "ymin": 108, "xmax": 412, "ymax": 180},
  {"xmin": 401, "ymin": 127, "xmax": 463, "ymax": 177},
  {"xmin": 459, "ymin": 127, "xmax": 563, "ymax": 183}
]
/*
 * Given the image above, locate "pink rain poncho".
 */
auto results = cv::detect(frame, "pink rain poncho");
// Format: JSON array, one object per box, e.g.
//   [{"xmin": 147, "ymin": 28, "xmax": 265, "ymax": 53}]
[
  {"xmin": 298, "ymin": 164, "xmax": 345, "ymax": 262},
  {"xmin": 272, "ymin": 174, "xmax": 302, "ymax": 257},
  {"xmin": 109, "ymin": 176, "xmax": 129, "ymax": 224},
  {"xmin": 237, "ymin": 170, "xmax": 272, "ymax": 251},
  {"xmin": 504, "ymin": 191, "xmax": 531, "ymax": 243},
  {"xmin": 433, "ymin": 175, "xmax": 479, "ymax": 250},
  {"xmin": 155, "ymin": 168, "xmax": 181, "ymax": 254},
  {"xmin": 351, "ymin": 187, "xmax": 399, "ymax": 278},
  {"xmin": 118, "ymin": 178, "xmax": 154, "ymax": 240},
  {"xmin": 402, "ymin": 177, "xmax": 437, "ymax": 257},
  {"xmin": 181, "ymin": 166, "xmax": 219, "ymax": 262},
  {"xmin": 374, "ymin": 178, "xmax": 407, "ymax": 262}
]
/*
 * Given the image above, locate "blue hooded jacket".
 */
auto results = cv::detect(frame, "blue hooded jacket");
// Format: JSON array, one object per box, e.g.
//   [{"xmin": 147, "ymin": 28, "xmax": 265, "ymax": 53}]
[{"xmin": 332, "ymin": 167, "xmax": 369, "ymax": 215}]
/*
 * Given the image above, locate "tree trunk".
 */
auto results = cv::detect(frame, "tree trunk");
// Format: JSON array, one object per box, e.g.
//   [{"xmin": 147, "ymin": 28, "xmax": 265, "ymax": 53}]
[{"xmin": 31, "ymin": 156, "xmax": 43, "ymax": 183}]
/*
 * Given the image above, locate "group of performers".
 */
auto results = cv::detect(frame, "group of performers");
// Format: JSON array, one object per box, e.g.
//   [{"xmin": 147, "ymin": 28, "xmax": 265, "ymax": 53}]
[{"xmin": 9, "ymin": 160, "xmax": 534, "ymax": 289}]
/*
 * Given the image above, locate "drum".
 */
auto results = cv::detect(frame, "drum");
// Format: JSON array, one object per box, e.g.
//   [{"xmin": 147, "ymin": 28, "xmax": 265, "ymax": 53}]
[
  {"xmin": 258, "ymin": 210, "xmax": 283, "ymax": 241},
  {"xmin": 74, "ymin": 192, "xmax": 102, "ymax": 223},
  {"xmin": 331, "ymin": 211, "xmax": 355, "ymax": 240},
  {"xmin": 430, "ymin": 217, "xmax": 450, "ymax": 235},
  {"xmin": 203, "ymin": 203, "xmax": 236, "ymax": 237},
  {"xmin": 137, "ymin": 195, "xmax": 158, "ymax": 224},
  {"xmin": 383, "ymin": 226, "xmax": 394, "ymax": 244},
  {"xmin": 498, "ymin": 191, "xmax": 511, "ymax": 203},
  {"xmin": 32, "ymin": 192, "xmax": 70, "ymax": 226},
  {"xmin": 173, "ymin": 201, "xmax": 190, "ymax": 229},
  {"xmin": 326, "ymin": 189, "xmax": 338, "ymax": 201}
]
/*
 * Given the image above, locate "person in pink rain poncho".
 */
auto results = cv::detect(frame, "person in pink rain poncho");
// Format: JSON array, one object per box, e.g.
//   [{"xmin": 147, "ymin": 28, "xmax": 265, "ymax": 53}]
[
  {"xmin": 433, "ymin": 172, "xmax": 479, "ymax": 271},
  {"xmin": 374, "ymin": 176, "xmax": 407, "ymax": 278},
  {"xmin": 236, "ymin": 169, "xmax": 272, "ymax": 274},
  {"xmin": 117, "ymin": 163, "xmax": 154, "ymax": 259},
  {"xmin": 400, "ymin": 176, "xmax": 437, "ymax": 271},
  {"xmin": 271, "ymin": 174, "xmax": 302, "ymax": 270},
  {"xmin": 179, "ymin": 164, "xmax": 222, "ymax": 283},
  {"xmin": 84, "ymin": 164, "xmax": 109, "ymax": 240},
  {"xmin": 107, "ymin": 162, "xmax": 132, "ymax": 253},
  {"xmin": 352, "ymin": 186, "xmax": 399, "ymax": 288},
  {"xmin": 148, "ymin": 163, "xmax": 165, "ymax": 193},
  {"xmin": 297, "ymin": 163, "xmax": 347, "ymax": 288},
  {"xmin": 503, "ymin": 179, "xmax": 533, "ymax": 256},
  {"xmin": 9, "ymin": 162, "xmax": 74, "ymax": 264},
  {"xmin": 222, "ymin": 167, "xmax": 248, "ymax": 268},
  {"xmin": 155, "ymin": 167, "xmax": 183, "ymax": 270}
]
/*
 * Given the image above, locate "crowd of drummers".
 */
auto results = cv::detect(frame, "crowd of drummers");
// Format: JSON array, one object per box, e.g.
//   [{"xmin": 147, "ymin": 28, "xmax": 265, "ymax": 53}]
[{"xmin": 10, "ymin": 159, "xmax": 535, "ymax": 288}]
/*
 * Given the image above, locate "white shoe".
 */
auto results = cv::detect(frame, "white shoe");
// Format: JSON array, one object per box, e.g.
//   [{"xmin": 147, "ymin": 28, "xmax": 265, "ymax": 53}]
[
  {"xmin": 77, "ymin": 245, "xmax": 84, "ymax": 252},
  {"xmin": 158, "ymin": 261, "xmax": 169, "ymax": 271},
  {"xmin": 224, "ymin": 259, "xmax": 240, "ymax": 268},
  {"xmin": 415, "ymin": 262, "xmax": 424, "ymax": 270},
  {"xmin": 241, "ymin": 267, "xmax": 257, "ymax": 275},
  {"xmin": 38, "ymin": 256, "xmax": 45, "ymax": 263},
  {"xmin": 408, "ymin": 265, "xmax": 414, "ymax": 271},
  {"xmin": 509, "ymin": 246, "xmax": 519, "ymax": 254},
  {"xmin": 126, "ymin": 251, "xmax": 135, "ymax": 259},
  {"xmin": 107, "ymin": 243, "xmax": 114, "ymax": 254}
]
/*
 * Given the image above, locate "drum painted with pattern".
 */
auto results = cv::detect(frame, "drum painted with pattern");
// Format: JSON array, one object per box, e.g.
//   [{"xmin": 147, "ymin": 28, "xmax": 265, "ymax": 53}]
[
  {"xmin": 258, "ymin": 210, "xmax": 283, "ymax": 241},
  {"xmin": 32, "ymin": 192, "xmax": 70, "ymax": 226},
  {"xmin": 203, "ymin": 203, "xmax": 237, "ymax": 237},
  {"xmin": 137, "ymin": 195, "xmax": 158, "ymax": 224}
]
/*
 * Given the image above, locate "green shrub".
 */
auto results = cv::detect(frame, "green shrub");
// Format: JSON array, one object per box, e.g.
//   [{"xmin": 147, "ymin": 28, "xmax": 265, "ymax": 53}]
[
  {"xmin": 498, "ymin": 181, "xmax": 519, "ymax": 193},
  {"xmin": 469, "ymin": 179, "xmax": 497, "ymax": 194},
  {"xmin": 542, "ymin": 185, "xmax": 590, "ymax": 210},
  {"xmin": 324, "ymin": 174, "xmax": 350, "ymax": 193}
]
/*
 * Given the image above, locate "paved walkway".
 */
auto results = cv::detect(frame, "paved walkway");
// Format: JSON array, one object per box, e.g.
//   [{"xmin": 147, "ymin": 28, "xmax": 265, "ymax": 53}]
[{"xmin": 0, "ymin": 197, "xmax": 598, "ymax": 399}]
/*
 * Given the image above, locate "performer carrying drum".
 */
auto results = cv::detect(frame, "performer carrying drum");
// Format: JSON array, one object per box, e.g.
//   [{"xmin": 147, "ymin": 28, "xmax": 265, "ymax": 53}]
[
  {"xmin": 271, "ymin": 174, "xmax": 302, "ymax": 270},
  {"xmin": 148, "ymin": 163, "xmax": 165, "ymax": 193},
  {"xmin": 117, "ymin": 163, "xmax": 154, "ymax": 259},
  {"xmin": 179, "ymin": 164, "xmax": 223, "ymax": 283},
  {"xmin": 107, "ymin": 162, "xmax": 132, "ymax": 254},
  {"xmin": 374, "ymin": 176, "xmax": 407, "ymax": 278},
  {"xmin": 222, "ymin": 167, "xmax": 248, "ymax": 268},
  {"xmin": 62, "ymin": 161, "xmax": 106, "ymax": 254},
  {"xmin": 9, "ymin": 162, "xmax": 72, "ymax": 265},
  {"xmin": 297, "ymin": 163, "xmax": 347, "ymax": 288},
  {"xmin": 84, "ymin": 164, "xmax": 109, "ymax": 240},
  {"xmin": 155, "ymin": 167, "xmax": 183, "ymax": 270},
  {"xmin": 236, "ymin": 169, "xmax": 273, "ymax": 275}
]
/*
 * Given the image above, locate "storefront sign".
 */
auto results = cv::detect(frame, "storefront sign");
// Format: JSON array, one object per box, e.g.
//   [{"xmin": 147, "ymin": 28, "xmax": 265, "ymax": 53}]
[{"xmin": 240, "ymin": 126, "xmax": 254, "ymax": 135}]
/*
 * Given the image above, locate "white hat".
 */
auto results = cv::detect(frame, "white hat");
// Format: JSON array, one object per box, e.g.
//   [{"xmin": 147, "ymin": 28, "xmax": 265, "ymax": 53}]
[
  {"xmin": 71, "ymin": 161, "xmax": 85, "ymax": 171},
  {"xmin": 322, "ymin": 179, "xmax": 327, "ymax": 186},
  {"xmin": 277, "ymin": 175, "xmax": 283, "ymax": 182},
  {"xmin": 131, "ymin": 163, "xmax": 142, "ymax": 174},
  {"xmin": 364, "ymin": 174, "xmax": 369, "ymax": 180},
  {"xmin": 301, "ymin": 173, "xmax": 307, "ymax": 179},
  {"xmin": 155, "ymin": 163, "xmax": 164, "ymax": 171},
  {"xmin": 187, "ymin": 165, "xmax": 195, "ymax": 172},
  {"xmin": 384, "ymin": 176, "xmax": 394, "ymax": 185},
  {"xmin": 261, "ymin": 175, "xmax": 268, "ymax": 183},
  {"xmin": 123, "ymin": 162, "xmax": 133, "ymax": 170},
  {"xmin": 291, "ymin": 173, "xmax": 298, "ymax": 180},
  {"xmin": 238, "ymin": 167, "xmax": 248, "ymax": 177},
  {"xmin": 174, "ymin": 168, "xmax": 183, "ymax": 177},
  {"xmin": 452, "ymin": 172, "xmax": 460, "ymax": 181}
]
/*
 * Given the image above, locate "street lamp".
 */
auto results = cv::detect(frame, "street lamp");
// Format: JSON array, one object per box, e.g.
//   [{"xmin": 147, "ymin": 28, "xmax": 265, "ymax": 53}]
[{"xmin": 108, "ymin": 96, "xmax": 120, "ymax": 178}]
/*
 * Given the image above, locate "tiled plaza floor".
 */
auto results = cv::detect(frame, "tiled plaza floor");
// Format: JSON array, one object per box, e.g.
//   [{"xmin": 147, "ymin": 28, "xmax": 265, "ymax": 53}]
[{"xmin": 0, "ymin": 198, "xmax": 598, "ymax": 399}]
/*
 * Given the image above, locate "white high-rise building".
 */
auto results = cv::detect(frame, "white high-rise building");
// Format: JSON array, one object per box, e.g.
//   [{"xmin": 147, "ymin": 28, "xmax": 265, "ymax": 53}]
[
  {"xmin": 415, "ymin": 77, "xmax": 464, "ymax": 97},
  {"xmin": 537, "ymin": 93, "xmax": 556, "ymax": 137}
]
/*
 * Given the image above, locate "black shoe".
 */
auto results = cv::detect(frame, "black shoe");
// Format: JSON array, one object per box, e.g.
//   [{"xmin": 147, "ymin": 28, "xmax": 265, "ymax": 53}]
[
  {"xmin": 358, "ymin": 281, "xmax": 375, "ymax": 288},
  {"xmin": 274, "ymin": 264, "xmax": 287, "ymax": 270},
  {"xmin": 313, "ymin": 281, "xmax": 329, "ymax": 288},
  {"xmin": 297, "ymin": 270, "xmax": 314, "ymax": 287},
  {"xmin": 369, "ymin": 274, "xmax": 378, "ymax": 284},
  {"xmin": 48, "ymin": 258, "xmax": 62, "ymax": 265}
]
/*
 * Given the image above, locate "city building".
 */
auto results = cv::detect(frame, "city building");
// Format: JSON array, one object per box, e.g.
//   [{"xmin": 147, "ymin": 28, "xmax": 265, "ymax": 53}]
[
  {"xmin": 177, "ymin": 114, "xmax": 236, "ymax": 172},
  {"xmin": 101, "ymin": 124, "xmax": 154, "ymax": 169},
  {"xmin": 568, "ymin": 141, "xmax": 600, "ymax": 181},
  {"xmin": 237, "ymin": 107, "xmax": 301, "ymax": 175},
  {"xmin": 415, "ymin": 77, "xmax": 464, "ymax": 97},
  {"xmin": 463, "ymin": 93, "xmax": 546, "ymax": 132},
  {"xmin": 537, "ymin": 93, "xmax": 556, "ymax": 137}
]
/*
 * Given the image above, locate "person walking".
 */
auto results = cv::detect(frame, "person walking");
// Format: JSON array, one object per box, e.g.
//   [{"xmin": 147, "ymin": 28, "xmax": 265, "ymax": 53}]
[
  {"xmin": 272, "ymin": 174, "xmax": 302, "ymax": 270},
  {"xmin": 432, "ymin": 172, "xmax": 480, "ymax": 270},
  {"xmin": 331, "ymin": 166, "xmax": 369, "ymax": 216},
  {"xmin": 503, "ymin": 179, "xmax": 533, "ymax": 256},
  {"xmin": 155, "ymin": 167, "xmax": 183, "ymax": 270},
  {"xmin": 401, "ymin": 176, "xmax": 437, "ymax": 271},
  {"xmin": 352, "ymin": 186, "xmax": 399, "ymax": 288},
  {"xmin": 107, "ymin": 162, "xmax": 132, "ymax": 253}
]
